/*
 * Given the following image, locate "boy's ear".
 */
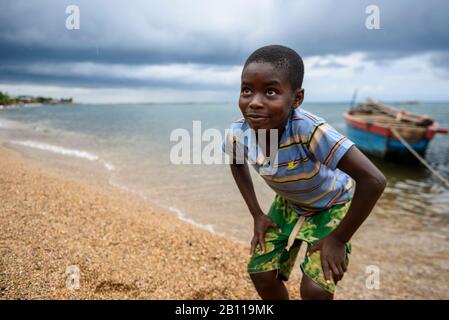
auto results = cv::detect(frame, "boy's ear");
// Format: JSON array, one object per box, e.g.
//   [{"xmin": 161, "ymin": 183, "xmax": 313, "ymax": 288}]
[{"xmin": 292, "ymin": 88, "xmax": 304, "ymax": 109}]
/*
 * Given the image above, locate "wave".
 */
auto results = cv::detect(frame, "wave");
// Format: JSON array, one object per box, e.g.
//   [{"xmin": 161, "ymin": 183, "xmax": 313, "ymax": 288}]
[
  {"xmin": 33, "ymin": 125, "xmax": 51, "ymax": 133},
  {"xmin": 166, "ymin": 205, "xmax": 220, "ymax": 235},
  {"xmin": 8, "ymin": 140, "xmax": 115, "ymax": 171},
  {"xmin": 101, "ymin": 160, "xmax": 115, "ymax": 171}
]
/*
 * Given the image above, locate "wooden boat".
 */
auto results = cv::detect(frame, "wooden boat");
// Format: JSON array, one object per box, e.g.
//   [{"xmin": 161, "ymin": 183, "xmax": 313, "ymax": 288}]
[{"xmin": 344, "ymin": 99, "xmax": 448, "ymax": 161}]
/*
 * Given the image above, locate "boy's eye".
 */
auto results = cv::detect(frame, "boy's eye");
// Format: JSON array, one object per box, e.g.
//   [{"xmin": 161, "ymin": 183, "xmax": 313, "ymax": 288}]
[
  {"xmin": 241, "ymin": 88, "xmax": 252, "ymax": 95},
  {"xmin": 266, "ymin": 89, "xmax": 277, "ymax": 96}
]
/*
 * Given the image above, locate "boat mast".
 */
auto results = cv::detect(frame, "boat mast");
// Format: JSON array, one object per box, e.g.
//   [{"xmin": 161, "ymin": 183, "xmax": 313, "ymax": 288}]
[{"xmin": 350, "ymin": 88, "xmax": 358, "ymax": 111}]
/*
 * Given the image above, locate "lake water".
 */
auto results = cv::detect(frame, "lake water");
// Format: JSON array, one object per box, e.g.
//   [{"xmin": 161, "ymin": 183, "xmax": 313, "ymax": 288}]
[{"xmin": 1, "ymin": 102, "xmax": 448, "ymax": 243}]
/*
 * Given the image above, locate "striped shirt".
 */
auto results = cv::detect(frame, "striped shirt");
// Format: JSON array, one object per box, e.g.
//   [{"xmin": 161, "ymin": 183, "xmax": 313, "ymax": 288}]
[{"xmin": 222, "ymin": 108, "xmax": 355, "ymax": 216}]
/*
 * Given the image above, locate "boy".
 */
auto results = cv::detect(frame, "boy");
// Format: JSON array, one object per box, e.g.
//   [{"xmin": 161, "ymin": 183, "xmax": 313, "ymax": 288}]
[{"xmin": 222, "ymin": 45, "xmax": 386, "ymax": 300}]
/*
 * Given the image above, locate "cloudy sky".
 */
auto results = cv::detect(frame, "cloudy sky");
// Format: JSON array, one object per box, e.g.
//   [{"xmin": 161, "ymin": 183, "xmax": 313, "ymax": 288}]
[{"xmin": 1, "ymin": 0, "xmax": 449, "ymax": 103}]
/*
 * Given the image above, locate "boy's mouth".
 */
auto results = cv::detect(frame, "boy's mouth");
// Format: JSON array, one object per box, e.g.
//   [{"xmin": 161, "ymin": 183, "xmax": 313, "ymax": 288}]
[{"xmin": 246, "ymin": 113, "xmax": 270, "ymax": 120}]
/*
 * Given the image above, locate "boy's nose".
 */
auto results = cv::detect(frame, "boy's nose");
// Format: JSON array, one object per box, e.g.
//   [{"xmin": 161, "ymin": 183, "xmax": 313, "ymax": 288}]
[{"xmin": 248, "ymin": 93, "xmax": 264, "ymax": 109}]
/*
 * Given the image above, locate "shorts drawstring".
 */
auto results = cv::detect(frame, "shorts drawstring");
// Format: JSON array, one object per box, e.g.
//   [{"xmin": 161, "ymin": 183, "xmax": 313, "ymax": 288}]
[{"xmin": 285, "ymin": 215, "xmax": 305, "ymax": 252}]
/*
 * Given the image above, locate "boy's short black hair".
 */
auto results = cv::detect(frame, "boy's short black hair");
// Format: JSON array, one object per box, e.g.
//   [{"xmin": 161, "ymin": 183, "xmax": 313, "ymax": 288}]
[{"xmin": 243, "ymin": 45, "xmax": 304, "ymax": 91}]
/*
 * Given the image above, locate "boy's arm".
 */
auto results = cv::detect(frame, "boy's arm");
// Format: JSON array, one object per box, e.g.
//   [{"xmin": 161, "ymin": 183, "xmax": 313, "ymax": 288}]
[
  {"xmin": 332, "ymin": 145, "xmax": 386, "ymax": 243},
  {"xmin": 309, "ymin": 146, "xmax": 386, "ymax": 283},
  {"xmin": 230, "ymin": 162, "xmax": 281, "ymax": 254}
]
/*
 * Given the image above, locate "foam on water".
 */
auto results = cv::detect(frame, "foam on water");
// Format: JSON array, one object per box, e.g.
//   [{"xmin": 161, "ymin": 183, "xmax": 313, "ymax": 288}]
[
  {"xmin": 166, "ymin": 205, "xmax": 217, "ymax": 234},
  {"xmin": 101, "ymin": 160, "xmax": 115, "ymax": 171},
  {"xmin": 9, "ymin": 140, "xmax": 115, "ymax": 172}
]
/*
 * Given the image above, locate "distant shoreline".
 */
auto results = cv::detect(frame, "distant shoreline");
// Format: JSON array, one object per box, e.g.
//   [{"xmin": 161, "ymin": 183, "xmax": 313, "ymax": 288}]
[
  {"xmin": 0, "ymin": 102, "xmax": 77, "ymax": 110},
  {"xmin": 0, "ymin": 91, "xmax": 74, "ymax": 109}
]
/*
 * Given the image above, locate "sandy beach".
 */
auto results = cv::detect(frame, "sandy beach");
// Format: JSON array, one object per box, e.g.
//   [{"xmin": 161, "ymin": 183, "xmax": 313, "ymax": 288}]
[{"xmin": 1, "ymin": 145, "xmax": 448, "ymax": 300}]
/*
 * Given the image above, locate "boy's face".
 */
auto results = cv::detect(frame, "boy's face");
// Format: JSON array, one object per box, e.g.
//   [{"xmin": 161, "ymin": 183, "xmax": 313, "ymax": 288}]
[{"xmin": 239, "ymin": 62, "xmax": 304, "ymax": 132}]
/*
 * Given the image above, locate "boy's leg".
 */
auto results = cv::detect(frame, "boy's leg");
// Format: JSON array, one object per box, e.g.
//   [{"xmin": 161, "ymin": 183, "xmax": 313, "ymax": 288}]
[
  {"xmin": 300, "ymin": 274, "xmax": 333, "ymax": 300},
  {"xmin": 249, "ymin": 270, "xmax": 289, "ymax": 300},
  {"xmin": 247, "ymin": 196, "xmax": 303, "ymax": 300},
  {"xmin": 298, "ymin": 242, "xmax": 350, "ymax": 299},
  {"xmin": 248, "ymin": 237, "xmax": 301, "ymax": 300},
  {"xmin": 297, "ymin": 202, "xmax": 352, "ymax": 299}
]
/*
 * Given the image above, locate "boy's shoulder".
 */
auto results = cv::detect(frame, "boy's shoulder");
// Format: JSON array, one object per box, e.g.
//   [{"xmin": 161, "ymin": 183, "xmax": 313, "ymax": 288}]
[
  {"xmin": 228, "ymin": 117, "xmax": 246, "ymax": 128},
  {"xmin": 222, "ymin": 117, "xmax": 247, "ymax": 152},
  {"xmin": 225, "ymin": 117, "xmax": 249, "ymax": 137},
  {"xmin": 292, "ymin": 108, "xmax": 326, "ymax": 129},
  {"xmin": 290, "ymin": 108, "xmax": 328, "ymax": 141}
]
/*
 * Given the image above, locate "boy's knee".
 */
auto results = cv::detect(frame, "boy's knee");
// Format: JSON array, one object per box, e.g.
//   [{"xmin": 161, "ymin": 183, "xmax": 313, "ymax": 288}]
[
  {"xmin": 249, "ymin": 270, "xmax": 279, "ymax": 288},
  {"xmin": 300, "ymin": 275, "xmax": 334, "ymax": 300},
  {"xmin": 250, "ymin": 270, "xmax": 275, "ymax": 283},
  {"xmin": 249, "ymin": 270, "xmax": 289, "ymax": 300}
]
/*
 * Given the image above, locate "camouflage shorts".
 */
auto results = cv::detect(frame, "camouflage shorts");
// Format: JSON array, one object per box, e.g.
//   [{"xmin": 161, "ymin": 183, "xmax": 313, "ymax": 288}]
[{"xmin": 247, "ymin": 195, "xmax": 352, "ymax": 294}]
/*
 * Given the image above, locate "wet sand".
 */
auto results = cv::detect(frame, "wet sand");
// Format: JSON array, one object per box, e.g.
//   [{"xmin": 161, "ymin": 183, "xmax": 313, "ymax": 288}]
[{"xmin": 0, "ymin": 145, "xmax": 448, "ymax": 299}]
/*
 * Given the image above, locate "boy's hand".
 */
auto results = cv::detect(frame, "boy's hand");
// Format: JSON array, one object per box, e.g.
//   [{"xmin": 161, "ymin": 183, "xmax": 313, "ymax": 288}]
[
  {"xmin": 250, "ymin": 213, "xmax": 281, "ymax": 255},
  {"xmin": 308, "ymin": 234, "xmax": 347, "ymax": 283}
]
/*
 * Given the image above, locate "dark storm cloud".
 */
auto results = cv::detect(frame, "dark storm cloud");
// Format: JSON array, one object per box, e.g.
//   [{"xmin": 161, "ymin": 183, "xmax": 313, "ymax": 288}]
[
  {"xmin": 424, "ymin": 53, "xmax": 449, "ymax": 81},
  {"xmin": 1, "ymin": 0, "xmax": 448, "ymax": 88},
  {"xmin": 0, "ymin": 67, "xmax": 237, "ymax": 90}
]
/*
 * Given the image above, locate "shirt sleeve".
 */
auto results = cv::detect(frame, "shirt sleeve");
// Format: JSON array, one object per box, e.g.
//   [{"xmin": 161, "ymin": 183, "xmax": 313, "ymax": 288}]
[
  {"xmin": 221, "ymin": 126, "xmax": 247, "ymax": 163},
  {"xmin": 306, "ymin": 122, "xmax": 354, "ymax": 170},
  {"xmin": 221, "ymin": 129, "xmax": 234, "ymax": 156}
]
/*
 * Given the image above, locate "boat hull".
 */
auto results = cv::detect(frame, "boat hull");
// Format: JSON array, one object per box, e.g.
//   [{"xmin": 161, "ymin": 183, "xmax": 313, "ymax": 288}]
[{"xmin": 346, "ymin": 125, "xmax": 429, "ymax": 160}]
